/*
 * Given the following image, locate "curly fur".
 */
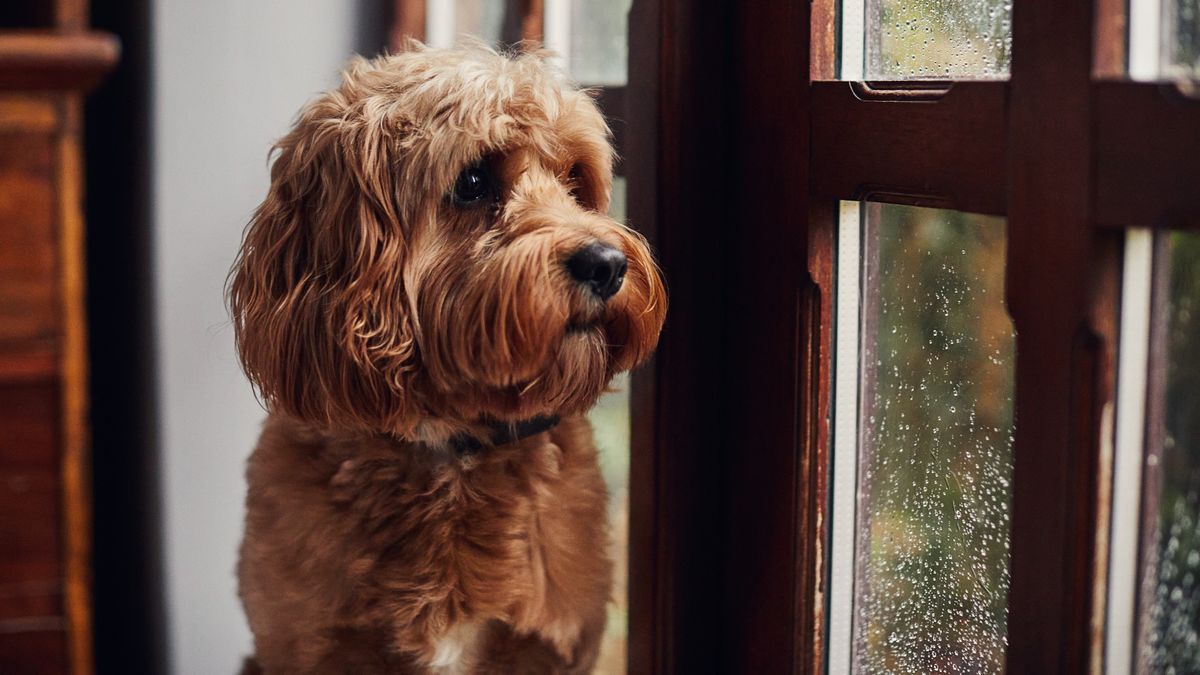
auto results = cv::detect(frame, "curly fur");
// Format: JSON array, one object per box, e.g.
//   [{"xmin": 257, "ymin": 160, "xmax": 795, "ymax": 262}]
[{"xmin": 228, "ymin": 42, "xmax": 666, "ymax": 673}]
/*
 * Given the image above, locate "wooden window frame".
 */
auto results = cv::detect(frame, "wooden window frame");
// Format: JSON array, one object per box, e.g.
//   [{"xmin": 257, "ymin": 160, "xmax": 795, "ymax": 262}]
[
  {"xmin": 391, "ymin": 0, "xmax": 1200, "ymax": 671},
  {"xmin": 630, "ymin": 0, "xmax": 1199, "ymax": 673}
]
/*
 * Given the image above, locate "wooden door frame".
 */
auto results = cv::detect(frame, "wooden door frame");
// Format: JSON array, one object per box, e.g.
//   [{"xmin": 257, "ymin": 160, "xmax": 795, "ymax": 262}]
[{"xmin": 625, "ymin": 0, "xmax": 740, "ymax": 672}]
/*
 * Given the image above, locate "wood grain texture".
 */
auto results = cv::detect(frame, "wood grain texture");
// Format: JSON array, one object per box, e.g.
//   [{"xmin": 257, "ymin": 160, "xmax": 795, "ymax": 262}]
[
  {"xmin": 1093, "ymin": 0, "xmax": 1126, "ymax": 77},
  {"xmin": 0, "ymin": 632, "xmax": 68, "ymax": 674},
  {"xmin": 0, "ymin": 116, "xmax": 58, "ymax": 348},
  {"xmin": 0, "ymin": 12, "xmax": 113, "ymax": 673},
  {"xmin": 57, "ymin": 93, "xmax": 92, "ymax": 675},
  {"xmin": 1004, "ymin": 0, "xmax": 1108, "ymax": 669},
  {"xmin": 516, "ymin": 0, "xmax": 543, "ymax": 44},
  {"xmin": 0, "ymin": 32, "xmax": 119, "ymax": 92},
  {"xmin": 1093, "ymin": 82, "xmax": 1200, "ymax": 231},
  {"xmin": 810, "ymin": 0, "xmax": 837, "ymax": 80},
  {"xmin": 799, "ymin": 202, "xmax": 835, "ymax": 675},
  {"xmin": 55, "ymin": 0, "xmax": 88, "ymax": 32},
  {"xmin": 0, "ymin": 381, "xmax": 67, "ymax": 672},
  {"xmin": 390, "ymin": 0, "xmax": 425, "ymax": 50},
  {"xmin": 810, "ymin": 80, "xmax": 1008, "ymax": 215},
  {"xmin": 723, "ymin": 0, "xmax": 815, "ymax": 671},
  {"xmin": 0, "ymin": 94, "xmax": 57, "ymax": 132},
  {"xmin": 625, "ymin": 1, "xmax": 663, "ymax": 672},
  {"xmin": 626, "ymin": 0, "xmax": 735, "ymax": 672}
]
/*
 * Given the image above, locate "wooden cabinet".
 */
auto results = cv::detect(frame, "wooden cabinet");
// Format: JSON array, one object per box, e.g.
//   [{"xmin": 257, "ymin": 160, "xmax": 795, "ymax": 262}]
[{"xmin": 0, "ymin": 3, "xmax": 116, "ymax": 672}]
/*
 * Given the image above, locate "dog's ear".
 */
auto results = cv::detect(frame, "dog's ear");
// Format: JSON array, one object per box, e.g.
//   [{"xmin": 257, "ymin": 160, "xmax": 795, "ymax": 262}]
[{"xmin": 228, "ymin": 83, "xmax": 420, "ymax": 432}]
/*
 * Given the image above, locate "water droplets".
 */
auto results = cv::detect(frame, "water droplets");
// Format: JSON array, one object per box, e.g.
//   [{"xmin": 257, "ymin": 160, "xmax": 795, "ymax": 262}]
[
  {"xmin": 867, "ymin": 0, "xmax": 1012, "ymax": 80},
  {"xmin": 854, "ymin": 205, "xmax": 1014, "ymax": 673}
]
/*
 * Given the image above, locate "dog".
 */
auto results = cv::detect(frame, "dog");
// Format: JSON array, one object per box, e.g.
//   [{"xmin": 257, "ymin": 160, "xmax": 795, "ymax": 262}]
[{"xmin": 227, "ymin": 43, "xmax": 666, "ymax": 673}]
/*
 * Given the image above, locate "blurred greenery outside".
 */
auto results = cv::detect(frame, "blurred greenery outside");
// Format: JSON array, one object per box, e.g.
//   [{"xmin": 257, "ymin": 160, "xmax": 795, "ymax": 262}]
[
  {"xmin": 851, "ymin": 6, "xmax": 1016, "ymax": 672},
  {"xmin": 1171, "ymin": 0, "xmax": 1200, "ymax": 77},
  {"xmin": 852, "ymin": 205, "xmax": 1015, "ymax": 674},
  {"xmin": 1138, "ymin": 232, "xmax": 1200, "ymax": 672},
  {"xmin": 569, "ymin": 0, "xmax": 633, "ymax": 85}
]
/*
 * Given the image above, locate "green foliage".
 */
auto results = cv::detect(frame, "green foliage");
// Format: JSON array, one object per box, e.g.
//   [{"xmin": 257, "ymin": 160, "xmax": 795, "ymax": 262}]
[
  {"xmin": 1172, "ymin": 0, "xmax": 1200, "ymax": 75},
  {"xmin": 1142, "ymin": 232, "xmax": 1200, "ymax": 671}
]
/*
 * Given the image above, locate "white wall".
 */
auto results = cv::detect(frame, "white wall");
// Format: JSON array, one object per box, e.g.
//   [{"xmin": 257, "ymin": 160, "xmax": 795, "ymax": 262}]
[{"xmin": 152, "ymin": 2, "xmax": 363, "ymax": 671}]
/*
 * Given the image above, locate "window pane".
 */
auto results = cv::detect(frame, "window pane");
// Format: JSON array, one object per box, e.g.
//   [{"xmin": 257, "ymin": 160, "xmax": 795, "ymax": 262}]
[
  {"xmin": 1136, "ymin": 231, "xmax": 1200, "ymax": 672},
  {"xmin": 853, "ymin": 204, "xmax": 1015, "ymax": 673},
  {"xmin": 568, "ymin": 0, "xmax": 632, "ymax": 85},
  {"xmin": 1167, "ymin": 0, "xmax": 1200, "ymax": 77},
  {"xmin": 865, "ymin": 0, "xmax": 1013, "ymax": 79},
  {"xmin": 454, "ymin": 0, "xmax": 506, "ymax": 46}
]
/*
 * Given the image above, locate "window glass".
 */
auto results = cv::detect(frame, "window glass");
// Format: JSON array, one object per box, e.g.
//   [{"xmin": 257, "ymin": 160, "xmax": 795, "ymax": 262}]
[
  {"xmin": 588, "ymin": 369, "xmax": 630, "ymax": 672},
  {"xmin": 853, "ymin": 203, "xmax": 1015, "ymax": 673},
  {"xmin": 454, "ymin": 0, "xmax": 506, "ymax": 46},
  {"xmin": 864, "ymin": 0, "xmax": 1013, "ymax": 79},
  {"xmin": 1136, "ymin": 231, "xmax": 1200, "ymax": 672},
  {"xmin": 1167, "ymin": 0, "xmax": 1200, "ymax": 77},
  {"xmin": 568, "ymin": 0, "xmax": 632, "ymax": 85}
]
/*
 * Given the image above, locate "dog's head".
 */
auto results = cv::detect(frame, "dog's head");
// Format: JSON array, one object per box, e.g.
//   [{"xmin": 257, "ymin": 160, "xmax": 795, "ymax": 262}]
[{"xmin": 229, "ymin": 45, "xmax": 666, "ymax": 437}]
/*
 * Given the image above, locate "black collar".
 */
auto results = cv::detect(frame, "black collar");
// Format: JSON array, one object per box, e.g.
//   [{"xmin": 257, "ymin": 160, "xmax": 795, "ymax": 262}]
[{"xmin": 449, "ymin": 415, "xmax": 561, "ymax": 456}]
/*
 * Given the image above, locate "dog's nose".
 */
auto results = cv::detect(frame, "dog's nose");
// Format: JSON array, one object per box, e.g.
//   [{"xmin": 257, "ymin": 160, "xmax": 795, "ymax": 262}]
[{"xmin": 566, "ymin": 243, "xmax": 627, "ymax": 301}]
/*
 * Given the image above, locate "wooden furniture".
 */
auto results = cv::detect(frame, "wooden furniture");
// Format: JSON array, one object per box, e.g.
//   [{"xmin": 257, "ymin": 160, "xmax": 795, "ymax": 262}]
[{"xmin": 0, "ymin": 2, "xmax": 116, "ymax": 672}]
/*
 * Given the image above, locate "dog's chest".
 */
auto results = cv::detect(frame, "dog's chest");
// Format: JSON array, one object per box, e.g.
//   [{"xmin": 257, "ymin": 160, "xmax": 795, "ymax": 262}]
[
  {"xmin": 428, "ymin": 618, "xmax": 487, "ymax": 673},
  {"xmin": 331, "ymin": 439, "xmax": 565, "ymax": 610}
]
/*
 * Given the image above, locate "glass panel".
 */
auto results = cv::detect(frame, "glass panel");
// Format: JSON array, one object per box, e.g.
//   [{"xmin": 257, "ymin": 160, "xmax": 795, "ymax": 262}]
[
  {"xmin": 1136, "ymin": 231, "xmax": 1200, "ymax": 672},
  {"xmin": 568, "ymin": 0, "xmax": 632, "ymax": 85},
  {"xmin": 1166, "ymin": 0, "xmax": 1200, "ymax": 77},
  {"xmin": 455, "ymin": 0, "xmax": 506, "ymax": 47},
  {"xmin": 588, "ymin": 175, "xmax": 629, "ymax": 673},
  {"xmin": 853, "ymin": 204, "xmax": 1016, "ymax": 673},
  {"xmin": 864, "ymin": 0, "xmax": 1013, "ymax": 79}
]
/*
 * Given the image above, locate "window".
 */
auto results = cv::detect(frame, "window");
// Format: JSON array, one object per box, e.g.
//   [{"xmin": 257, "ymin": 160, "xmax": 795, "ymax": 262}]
[
  {"xmin": 653, "ymin": 0, "xmax": 1200, "ymax": 670},
  {"xmin": 830, "ymin": 203, "xmax": 1015, "ymax": 673},
  {"xmin": 1106, "ymin": 2, "xmax": 1200, "ymax": 673},
  {"xmin": 860, "ymin": 0, "xmax": 1012, "ymax": 79},
  {"xmin": 828, "ymin": 4, "xmax": 1019, "ymax": 672}
]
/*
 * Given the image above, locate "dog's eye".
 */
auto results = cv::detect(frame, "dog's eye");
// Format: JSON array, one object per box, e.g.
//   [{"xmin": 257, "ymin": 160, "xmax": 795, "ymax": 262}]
[
  {"xmin": 565, "ymin": 164, "xmax": 594, "ymax": 208},
  {"xmin": 452, "ymin": 164, "xmax": 494, "ymax": 207}
]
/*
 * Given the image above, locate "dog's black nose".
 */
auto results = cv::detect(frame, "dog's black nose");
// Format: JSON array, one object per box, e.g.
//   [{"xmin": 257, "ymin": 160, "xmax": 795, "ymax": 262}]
[{"xmin": 566, "ymin": 243, "xmax": 627, "ymax": 301}]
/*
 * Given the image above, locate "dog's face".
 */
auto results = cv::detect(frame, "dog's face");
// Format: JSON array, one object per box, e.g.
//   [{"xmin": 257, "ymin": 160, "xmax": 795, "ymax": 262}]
[{"xmin": 229, "ymin": 46, "xmax": 666, "ymax": 435}]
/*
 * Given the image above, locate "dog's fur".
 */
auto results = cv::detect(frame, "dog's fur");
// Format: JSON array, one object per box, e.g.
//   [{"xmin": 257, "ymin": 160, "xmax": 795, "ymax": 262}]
[{"xmin": 228, "ymin": 44, "xmax": 666, "ymax": 673}]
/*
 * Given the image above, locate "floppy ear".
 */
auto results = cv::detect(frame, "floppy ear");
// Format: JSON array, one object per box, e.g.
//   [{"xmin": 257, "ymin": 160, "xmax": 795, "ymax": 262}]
[{"xmin": 228, "ymin": 86, "xmax": 420, "ymax": 432}]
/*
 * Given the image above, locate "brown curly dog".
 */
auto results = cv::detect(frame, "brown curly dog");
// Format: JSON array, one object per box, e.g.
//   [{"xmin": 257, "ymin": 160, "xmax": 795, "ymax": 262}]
[{"xmin": 227, "ymin": 43, "xmax": 666, "ymax": 673}]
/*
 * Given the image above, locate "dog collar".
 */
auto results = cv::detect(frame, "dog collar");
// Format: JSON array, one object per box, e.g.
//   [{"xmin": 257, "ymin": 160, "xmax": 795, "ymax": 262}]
[{"xmin": 449, "ymin": 414, "xmax": 561, "ymax": 456}]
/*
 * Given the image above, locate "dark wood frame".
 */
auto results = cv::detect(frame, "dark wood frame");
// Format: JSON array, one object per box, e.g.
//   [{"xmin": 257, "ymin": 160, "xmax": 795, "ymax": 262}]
[
  {"xmin": 635, "ymin": 0, "xmax": 1195, "ymax": 672},
  {"xmin": 391, "ymin": 0, "xmax": 1200, "ymax": 671}
]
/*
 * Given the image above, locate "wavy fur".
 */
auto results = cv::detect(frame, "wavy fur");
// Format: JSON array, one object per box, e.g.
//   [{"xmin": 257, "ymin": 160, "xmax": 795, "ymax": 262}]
[{"xmin": 228, "ymin": 43, "xmax": 666, "ymax": 673}]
